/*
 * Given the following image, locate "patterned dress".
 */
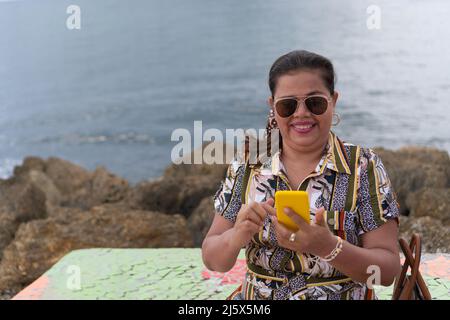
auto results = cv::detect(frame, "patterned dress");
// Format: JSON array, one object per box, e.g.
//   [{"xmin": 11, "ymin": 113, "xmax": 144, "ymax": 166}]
[{"xmin": 213, "ymin": 130, "xmax": 400, "ymax": 300}]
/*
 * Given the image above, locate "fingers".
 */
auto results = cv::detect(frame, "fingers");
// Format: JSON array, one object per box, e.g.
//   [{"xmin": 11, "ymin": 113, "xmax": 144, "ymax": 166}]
[
  {"xmin": 273, "ymin": 218, "xmax": 292, "ymax": 239},
  {"xmin": 248, "ymin": 202, "xmax": 266, "ymax": 223},
  {"xmin": 283, "ymin": 207, "xmax": 309, "ymax": 227},
  {"xmin": 265, "ymin": 198, "xmax": 275, "ymax": 207},
  {"xmin": 260, "ymin": 199, "xmax": 276, "ymax": 217},
  {"xmin": 247, "ymin": 208, "xmax": 264, "ymax": 226},
  {"xmin": 314, "ymin": 207, "xmax": 328, "ymax": 228},
  {"xmin": 241, "ymin": 219, "xmax": 262, "ymax": 234},
  {"xmin": 238, "ymin": 199, "xmax": 281, "ymax": 230},
  {"xmin": 271, "ymin": 216, "xmax": 298, "ymax": 250}
]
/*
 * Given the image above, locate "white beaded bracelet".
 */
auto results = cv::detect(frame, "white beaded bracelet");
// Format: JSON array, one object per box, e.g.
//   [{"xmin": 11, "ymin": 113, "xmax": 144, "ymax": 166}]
[{"xmin": 321, "ymin": 236, "xmax": 343, "ymax": 262}]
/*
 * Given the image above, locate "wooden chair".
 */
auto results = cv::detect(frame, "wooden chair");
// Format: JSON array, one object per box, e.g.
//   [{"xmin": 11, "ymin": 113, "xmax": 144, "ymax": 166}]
[{"xmin": 392, "ymin": 233, "xmax": 432, "ymax": 300}]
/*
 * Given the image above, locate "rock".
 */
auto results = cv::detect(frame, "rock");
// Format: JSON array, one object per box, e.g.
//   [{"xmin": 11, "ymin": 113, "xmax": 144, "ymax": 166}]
[
  {"xmin": 91, "ymin": 167, "xmax": 130, "ymax": 203},
  {"xmin": 45, "ymin": 203, "xmax": 85, "ymax": 218},
  {"xmin": 163, "ymin": 162, "xmax": 228, "ymax": 184},
  {"xmin": 399, "ymin": 216, "xmax": 450, "ymax": 253},
  {"xmin": 125, "ymin": 178, "xmax": 181, "ymax": 214},
  {"xmin": 187, "ymin": 197, "xmax": 215, "ymax": 247},
  {"xmin": 44, "ymin": 159, "xmax": 130, "ymax": 209},
  {"xmin": 0, "ymin": 157, "xmax": 132, "ymax": 259},
  {"xmin": 126, "ymin": 175, "xmax": 220, "ymax": 217},
  {"xmin": 25, "ymin": 170, "xmax": 62, "ymax": 205},
  {"xmin": 44, "ymin": 157, "xmax": 92, "ymax": 196},
  {"xmin": 163, "ymin": 140, "xmax": 234, "ymax": 181},
  {"xmin": 0, "ymin": 178, "xmax": 47, "ymax": 223},
  {"xmin": 11, "ymin": 157, "xmax": 130, "ymax": 210},
  {"xmin": 0, "ymin": 213, "xmax": 20, "ymax": 261},
  {"xmin": 125, "ymin": 141, "xmax": 233, "ymax": 217},
  {"xmin": 0, "ymin": 204, "xmax": 194, "ymax": 294},
  {"xmin": 162, "ymin": 140, "xmax": 233, "ymax": 190},
  {"xmin": 12, "ymin": 157, "xmax": 45, "ymax": 177},
  {"xmin": 374, "ymin": 146, "xmax": 450, "ymax": 216},
  {"xmin": 0, "ymin": 288, "xmax": 16, "ymax": 300},
  {"xmin": 0, "ymin": 178, "xmax": 47, "ymax": 256},
  {"xmin": 406, "ymin": 188, "xmax": 450, "ymax": 225},
  {"xmin": 65, "ymin": 166, "xmax": 130, "ymax": 209}
]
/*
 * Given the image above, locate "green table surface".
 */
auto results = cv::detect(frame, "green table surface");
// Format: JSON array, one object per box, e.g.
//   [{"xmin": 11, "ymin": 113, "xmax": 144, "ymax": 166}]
[{"xmin": 12, "ymin": 248, "xmax": 450, "ymax": 300}]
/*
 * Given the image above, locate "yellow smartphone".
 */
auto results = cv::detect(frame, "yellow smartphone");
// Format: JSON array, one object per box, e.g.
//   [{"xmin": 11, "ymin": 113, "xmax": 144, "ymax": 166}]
[{"xmin": 275, "ymin": 191, "xmax": 310, "ymax": 231}]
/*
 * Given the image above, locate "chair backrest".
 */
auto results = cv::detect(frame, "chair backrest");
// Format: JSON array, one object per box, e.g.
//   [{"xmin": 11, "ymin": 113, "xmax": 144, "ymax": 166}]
[{"xmin": 392, "ymin": 233, "xmax": 432, "ymax": 300}]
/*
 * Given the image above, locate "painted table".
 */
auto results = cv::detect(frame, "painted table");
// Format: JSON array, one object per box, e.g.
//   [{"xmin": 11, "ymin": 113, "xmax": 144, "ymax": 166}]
[{"xmin": 12, "ymin": 249, "xmax": 450, "ymax": 300}]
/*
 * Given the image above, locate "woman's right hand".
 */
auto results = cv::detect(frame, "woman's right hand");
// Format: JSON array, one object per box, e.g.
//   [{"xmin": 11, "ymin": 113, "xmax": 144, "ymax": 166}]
[{"xmin": 231, "ymin": 198, "xmax": 274, "ymax": 248}]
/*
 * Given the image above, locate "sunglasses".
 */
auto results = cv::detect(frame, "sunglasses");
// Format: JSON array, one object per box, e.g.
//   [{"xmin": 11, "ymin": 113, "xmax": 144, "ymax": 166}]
[{"xmin": 274, "ymin": 94, "xmax": 332, "ymax": 117}]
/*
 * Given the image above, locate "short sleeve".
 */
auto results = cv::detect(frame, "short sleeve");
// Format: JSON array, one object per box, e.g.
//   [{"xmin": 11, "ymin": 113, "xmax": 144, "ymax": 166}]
[
  {"xmin": 356, "ymin": 148, "xmax": 400, "ymax": 235},
  {"xmin": 213, "ymin": 159, "xmax": 245, "ymax": 224}
]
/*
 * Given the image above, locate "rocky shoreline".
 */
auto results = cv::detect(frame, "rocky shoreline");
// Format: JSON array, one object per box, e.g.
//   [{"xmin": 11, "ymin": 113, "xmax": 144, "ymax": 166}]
[{"xmin": 0, "ymin": 145, "xmax": 449, "ymax": 299}]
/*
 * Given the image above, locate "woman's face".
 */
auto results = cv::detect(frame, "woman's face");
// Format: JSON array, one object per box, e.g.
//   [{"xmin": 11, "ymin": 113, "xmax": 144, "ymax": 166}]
[{"xmin": 268, "ymin": 70, "xmax": 338, "ymax": 154}]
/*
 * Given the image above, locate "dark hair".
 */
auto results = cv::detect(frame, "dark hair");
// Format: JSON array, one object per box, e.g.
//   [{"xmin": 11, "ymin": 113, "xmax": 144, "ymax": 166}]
[{"xmin": 268, "ymin": 50, "xmax": 336, "ymax": 98}]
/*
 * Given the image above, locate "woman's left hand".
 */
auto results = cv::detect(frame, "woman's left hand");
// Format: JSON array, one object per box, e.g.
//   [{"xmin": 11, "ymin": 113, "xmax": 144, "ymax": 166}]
[{"xmin": 261, "ymin": 200, "xmax": 338, "ymax": 257}]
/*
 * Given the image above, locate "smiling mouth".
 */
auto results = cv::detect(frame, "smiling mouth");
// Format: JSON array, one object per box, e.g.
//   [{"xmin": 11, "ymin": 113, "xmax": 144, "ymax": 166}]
[{"xmin": 290, "ymin": 123, "xmax": 317, "ymax": 133}]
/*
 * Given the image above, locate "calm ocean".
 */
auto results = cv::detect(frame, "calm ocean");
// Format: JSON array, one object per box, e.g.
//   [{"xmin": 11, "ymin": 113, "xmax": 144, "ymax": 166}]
[{"xmin": 1, "ymin": 0, "xmax": 449, "ymax": 183}]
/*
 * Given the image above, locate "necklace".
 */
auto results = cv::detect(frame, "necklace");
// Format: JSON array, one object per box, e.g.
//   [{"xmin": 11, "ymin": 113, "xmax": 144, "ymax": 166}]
[
  {"xmin": 279, "ymin": 143, "xmax": 328, "ymax": 190},
  {"xmin": 279, "ymin": 153, "xmax": 310, "ymax": 190}
]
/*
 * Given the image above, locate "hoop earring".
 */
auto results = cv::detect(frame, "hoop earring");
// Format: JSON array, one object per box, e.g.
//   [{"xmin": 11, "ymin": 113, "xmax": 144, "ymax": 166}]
[{"xmin": 332, "ymin": 113, "xmax": 341, "ymax": 126}]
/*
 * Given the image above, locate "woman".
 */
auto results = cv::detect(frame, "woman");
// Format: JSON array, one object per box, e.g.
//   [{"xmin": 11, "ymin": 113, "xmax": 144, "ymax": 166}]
[{"xmin": 201, "ymin": 50, "xmax": 400, "ymax": 300}]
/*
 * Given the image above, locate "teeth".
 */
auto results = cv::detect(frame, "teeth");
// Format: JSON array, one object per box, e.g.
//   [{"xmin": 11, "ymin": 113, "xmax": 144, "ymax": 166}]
[{"xmin": 293, "ymin": 124, "xmax": 313, "ymax": 129}]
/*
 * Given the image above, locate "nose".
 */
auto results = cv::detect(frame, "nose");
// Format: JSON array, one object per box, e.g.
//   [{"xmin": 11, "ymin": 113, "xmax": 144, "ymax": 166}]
[{"xmin": 292, "ymin": 100, "xmax": 312, "ymax": 117}]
